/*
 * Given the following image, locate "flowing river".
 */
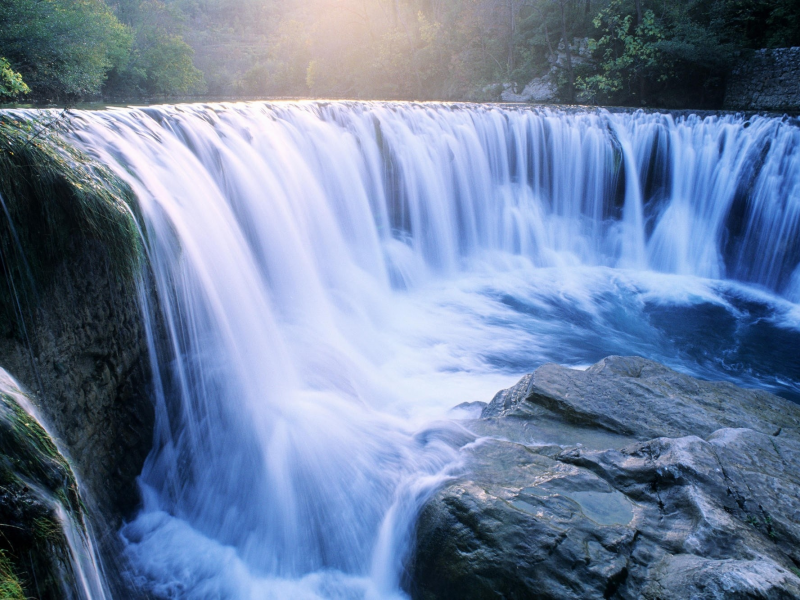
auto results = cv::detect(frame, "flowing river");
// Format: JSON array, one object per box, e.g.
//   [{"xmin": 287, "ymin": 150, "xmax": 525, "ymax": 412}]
[{"xmin": 54, "ymin": 102, "xmax": 800, "ymax": 598}]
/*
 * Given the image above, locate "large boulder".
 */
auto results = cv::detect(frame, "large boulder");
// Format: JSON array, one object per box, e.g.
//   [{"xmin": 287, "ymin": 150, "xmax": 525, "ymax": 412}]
[
  {"xmin": 0, "ymin": 112, "xmax": 155, "ymax": 597},
  {"xmin": 0, "ymin": 115, "xmax": 154, "ymax": 527},
  {"xmin": 411, "ymin": 356, "xmax": 800, "ymax": 599}
]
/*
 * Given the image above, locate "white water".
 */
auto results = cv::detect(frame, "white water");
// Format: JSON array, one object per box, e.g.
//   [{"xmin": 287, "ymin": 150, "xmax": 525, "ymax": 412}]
[{"xmin": 56, "ymin": 102, "xmax": 800, "ymax": 598}]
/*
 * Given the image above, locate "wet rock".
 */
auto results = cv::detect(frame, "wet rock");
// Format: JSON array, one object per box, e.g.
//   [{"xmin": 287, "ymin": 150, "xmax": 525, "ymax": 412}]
[
  {"xmin": 0, "ymin": 372, "xmax": 100, "ymax": 599},
  {"xmin": 411, "ymin": 356, "xmax": 800, "ymax": 599},
  {"xmin": 0, "ymin": 119, "xmax": 154, "ymax": 528},
  {"xmin": 0, "ymin": 117, "xmax": 156, "ymax": 597},
  {"xmin": 0, "ymin": 240, "xmax": 154, "ymax": 527}
]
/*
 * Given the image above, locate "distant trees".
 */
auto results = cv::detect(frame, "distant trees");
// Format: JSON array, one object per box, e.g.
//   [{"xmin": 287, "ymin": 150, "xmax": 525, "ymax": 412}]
[
  {"xmin": 0, "ymin": 59, "xmax": 29, "ymax": 100},
  {"xmin": 0, "ymin": 0, "xmax": 131, "ymax": 100},
  {"xmin": 103, "ymin": 0, "xmax": 205, "ymax": 98},
  {"xmin": 0, "ymin": 0, "xmax": 798, "ymax": 106}
]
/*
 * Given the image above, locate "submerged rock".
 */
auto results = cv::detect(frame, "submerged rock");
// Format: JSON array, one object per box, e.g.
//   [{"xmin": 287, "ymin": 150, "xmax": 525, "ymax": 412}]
[{"xmin": 411, "ymin": 356, "xmax": 800, "ymax": 599}]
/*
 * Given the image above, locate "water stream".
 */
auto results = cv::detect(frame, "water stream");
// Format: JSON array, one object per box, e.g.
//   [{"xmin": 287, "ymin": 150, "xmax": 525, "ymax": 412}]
[{"xmin": 56, "ymin": 102, "xmax": 800, "ymax": 598}]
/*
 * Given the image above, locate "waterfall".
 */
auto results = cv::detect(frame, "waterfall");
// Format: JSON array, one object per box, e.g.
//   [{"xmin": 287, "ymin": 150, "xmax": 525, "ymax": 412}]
[{"xmin": 49, "ymin": 102, "xmax": 800, "ymax": 598}]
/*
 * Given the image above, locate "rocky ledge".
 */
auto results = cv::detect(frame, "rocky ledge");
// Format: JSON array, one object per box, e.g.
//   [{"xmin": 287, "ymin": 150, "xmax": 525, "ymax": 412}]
[{"xmin": 411, "ymin": 356, "xmax": 800, "ymax": 599}]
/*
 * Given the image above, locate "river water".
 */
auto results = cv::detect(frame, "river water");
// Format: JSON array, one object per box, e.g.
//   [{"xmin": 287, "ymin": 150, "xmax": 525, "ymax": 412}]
[{"xmin": 60, "ymin": 102, "xmax": 800, "ymax": 599}]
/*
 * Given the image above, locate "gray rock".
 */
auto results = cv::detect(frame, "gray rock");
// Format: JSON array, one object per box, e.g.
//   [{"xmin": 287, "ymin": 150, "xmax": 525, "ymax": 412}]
[
  {"xmin": 411, "ymin": 356, "xmax": 800, "ymax": 599},
  {"xmin": 501, "ymin": 75, "xmax": 559, "ymax": 103},
  {"xmin": 449, "ymin": 401, "xmax": 487, "ymax": 419},
  {"xmin": 482, "ymin": 356, "xmax": 799, "ymax": 439}
]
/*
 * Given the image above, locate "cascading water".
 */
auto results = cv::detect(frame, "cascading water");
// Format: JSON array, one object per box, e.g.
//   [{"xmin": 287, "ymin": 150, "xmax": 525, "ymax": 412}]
[{"xmin": 42, "ymin": 101, "xmax": 800, "ymax": 598}]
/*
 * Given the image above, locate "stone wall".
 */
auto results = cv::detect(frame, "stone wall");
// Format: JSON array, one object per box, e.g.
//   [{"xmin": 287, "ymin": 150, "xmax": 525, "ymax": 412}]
[{"xmin": 725, "ymin": 47, "xmax": 800, "ymax": 112}]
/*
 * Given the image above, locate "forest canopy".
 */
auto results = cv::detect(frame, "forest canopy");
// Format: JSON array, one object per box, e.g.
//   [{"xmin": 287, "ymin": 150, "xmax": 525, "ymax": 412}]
[{"xmin": 1, "ymin": 0, "xmax": 799, "ymax": 106}]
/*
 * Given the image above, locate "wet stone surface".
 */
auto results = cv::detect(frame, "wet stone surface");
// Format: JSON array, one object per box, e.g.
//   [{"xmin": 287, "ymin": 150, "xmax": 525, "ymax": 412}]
[{"xmin": 410, "ymin": 356, "xmax": 800, "ymax": 600}]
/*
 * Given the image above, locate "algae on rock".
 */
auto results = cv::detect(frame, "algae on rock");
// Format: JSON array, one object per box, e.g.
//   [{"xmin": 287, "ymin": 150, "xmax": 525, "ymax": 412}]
[
  {"xmin": 0, "ymin": 368, "xmax": 107, "ymax": 599},
  {"xmin": 0, "ymin": 112, "xmax": 143, "ymax": 340},
  {"xmin": 0, "ymin": 111, "xmax": 154, "ymax": 530}
]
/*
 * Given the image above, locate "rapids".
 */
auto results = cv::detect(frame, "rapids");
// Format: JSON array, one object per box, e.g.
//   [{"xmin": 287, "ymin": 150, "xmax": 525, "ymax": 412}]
[{"xmin": 50, "ymin": 102, "xmax": 800, "ymax": 598}]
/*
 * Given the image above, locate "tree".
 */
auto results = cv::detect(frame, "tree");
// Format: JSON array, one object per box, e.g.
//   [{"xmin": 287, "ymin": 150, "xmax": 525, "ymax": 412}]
[
  {"xmin": 0, "ymin": 59, "xmax": 30, "ymax": 100},
  {"xmin": 0, "ymin": 0, "xmax": 132, "ymax": 100},
  {"xmin": 104, "ymin": 0, "xmax": 205, "ymax": 98},
  {"xmin": 557, "ymin": 0, "xmax": 576, "ymax": 102},
  {"xmin": 577, "ymin": 0, "xmax": 666, "ymax": 104},
  {"xmin": 140, "ymin": 35, "xmax": 204, "ymax": 96}
]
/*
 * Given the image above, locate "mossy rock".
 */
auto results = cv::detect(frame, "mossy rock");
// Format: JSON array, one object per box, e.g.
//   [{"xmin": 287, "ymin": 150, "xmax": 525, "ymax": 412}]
[
  {"xmin": 0, "ymin": 374, "xmax": 91, "ymax": 599},
  {"xmin": 0, "ymin": 112, "xmax": 143, "ymax": 340}
]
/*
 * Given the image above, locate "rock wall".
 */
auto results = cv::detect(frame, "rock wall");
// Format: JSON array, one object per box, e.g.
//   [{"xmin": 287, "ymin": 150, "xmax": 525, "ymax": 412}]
[
  {"xmin": 0, "ymin": 116, "xmax": 155, "ymax": 528},
  {"xmin": 725, "ymin": 47, "xmax": 800, "ymax": 112},
  {"xmin": 0, "ymin": 115, "xmax": 157, "ymax": 597},
  {"xmin": 0, "ymin": 241, "xmax": 154, "ymax": 526}
]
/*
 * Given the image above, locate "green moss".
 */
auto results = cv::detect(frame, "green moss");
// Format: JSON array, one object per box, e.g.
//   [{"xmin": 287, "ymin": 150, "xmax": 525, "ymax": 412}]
[
  {"xmin": 0, "ymin": 388, "xmax": 86, "ymax": 599},
  {"xmin": 0, "ymin": 112, "xmax": 144, "ymax": 339},
  {"xmin": 0, "ymin": 392, "xmax": 81, "ymax": 516},
  {"xmin": 0, "ymin": 550, "xmax": 25, "ymax": 600},
  {"xmin": 32, "ymin": 515, "xmax": 63, "ymax": 545}
]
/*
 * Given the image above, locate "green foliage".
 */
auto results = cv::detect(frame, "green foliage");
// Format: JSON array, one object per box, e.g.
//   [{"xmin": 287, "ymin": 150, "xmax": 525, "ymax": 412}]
[
  {"xmin": 578, "ymin": 1, "xmax": 667, "ymax": 103},
  {"xmin": 0, "ymin": 59, "xmax": 30, "ymax": 100},
  {"xmin": 104, "ymin": 0, "xmax": 206, "ymax": 98},
  {"xmin": 0, "ymin": 0, "xmax": 132, "ymax": 100},
  {"xmin": 140, "ymin": 34, "xmax": 205, "ymax": 96},
  {"xmin": 709, "ymin": 0, "xmax": 800, "ymax": 48},
  {"xmin": 0, "ymin": 551, "xmax": 25, "ymax": 600}
]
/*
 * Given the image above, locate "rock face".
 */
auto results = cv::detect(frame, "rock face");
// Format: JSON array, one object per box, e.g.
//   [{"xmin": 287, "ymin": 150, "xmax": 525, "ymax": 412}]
[
  {"xmin": 411, "ymin": 356, "xmax": 800, "ymax": 599},
  {"xmin": 725, "ymin": 47, "xmax": 800, "ymax": 112},
  {"xmin": 0, "ymin": 116, "xmax": 156, "ymax": 597},
  {"xmin": 0, "ymin": 117, "xmax": 155, "ymax": 527},
  {"xmin": 0, "ymin": 240, "xmax": 153, "ymax": 526},
  {"xmin": 0, "ymin": 370, "xmax": 102, "ymax": 600},
  {"xmin": 501, "ymin": 38, "xmax": 592, "ymax": 104},
  {"xmin": 501, "ymin": 76, "xmax": 559, "ymax": 104}
]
